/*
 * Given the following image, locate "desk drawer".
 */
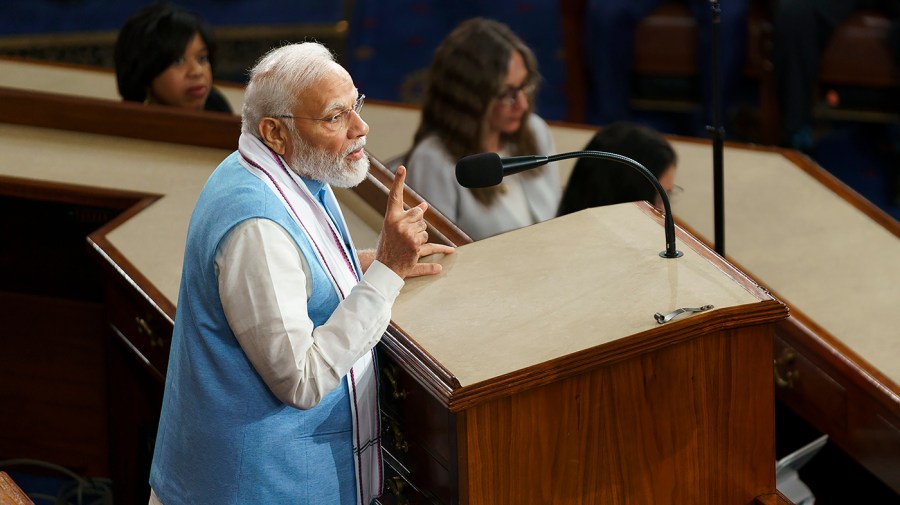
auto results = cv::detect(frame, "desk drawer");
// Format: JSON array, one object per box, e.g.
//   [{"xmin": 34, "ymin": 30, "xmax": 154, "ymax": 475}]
[
  {"xmin": 774, "ymin": 325, "xmax": 900, "ymax": 493},
  {"xmin": 381, "ymin": 410, "xmax": 453, "ymax": 505},
  {"xmin": 774, "ymin": 334, "xmax": 848, "ymax": 434},
  {"xmin": 379, "ymin": 357, "xmax": 457, "ymax": 504},
  {"xmin": 379, "ymin": 457, "xmax": 442, "ymax": 505},
  {"xmin": 104, "ymin": 276, "xmax": 171, "ymax": 377},
  {"xmin": 380, "ymin": 361, "xmax": 454, "ymax": 466}
]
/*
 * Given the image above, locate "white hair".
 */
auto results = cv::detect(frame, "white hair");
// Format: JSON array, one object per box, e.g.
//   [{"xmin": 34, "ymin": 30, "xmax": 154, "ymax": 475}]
[{"xmin": 241, "ymin": 42, "xmax": 338, "ymax": 137}]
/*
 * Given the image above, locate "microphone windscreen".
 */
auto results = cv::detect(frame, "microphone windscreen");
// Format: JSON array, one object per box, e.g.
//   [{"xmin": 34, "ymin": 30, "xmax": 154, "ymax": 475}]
[{"xmin": 456, "ymin": 152, "xmax": 504, "ymax": 188}]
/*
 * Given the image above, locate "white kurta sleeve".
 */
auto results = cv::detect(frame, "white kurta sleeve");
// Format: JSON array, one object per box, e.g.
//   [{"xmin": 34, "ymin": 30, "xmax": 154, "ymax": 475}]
[{"xmin": 216, "ymin": 218, "xmax": 404, "ymax": 409}]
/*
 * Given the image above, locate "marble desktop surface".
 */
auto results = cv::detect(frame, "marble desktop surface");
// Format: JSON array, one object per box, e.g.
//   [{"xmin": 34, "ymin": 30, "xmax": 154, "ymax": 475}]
[{"xmin": 392, "ymin": 203, "xmax": 763, "ymax": 387}]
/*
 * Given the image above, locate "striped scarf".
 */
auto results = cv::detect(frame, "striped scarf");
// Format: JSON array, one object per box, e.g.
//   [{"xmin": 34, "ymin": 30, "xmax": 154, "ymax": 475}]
[{"xmin": 237, "ymin": 132, "xmax": 382, "ymax": 505}]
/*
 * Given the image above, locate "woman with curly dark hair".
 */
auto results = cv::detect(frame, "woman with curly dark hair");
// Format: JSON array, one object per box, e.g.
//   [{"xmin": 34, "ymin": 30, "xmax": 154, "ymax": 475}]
[
  {"xmin": 114, "ymin": 2, "xmax": 231, "ymax": 112},
  {"xmin": 404, "ymin": 17, "xmax": 560, "ymax": 240}
]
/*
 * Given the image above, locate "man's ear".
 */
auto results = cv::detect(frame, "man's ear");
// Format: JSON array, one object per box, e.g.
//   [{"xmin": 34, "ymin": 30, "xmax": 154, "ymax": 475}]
[{"xmin": 258, "ymin": 117, "xmax": 288, "ymax": 155}]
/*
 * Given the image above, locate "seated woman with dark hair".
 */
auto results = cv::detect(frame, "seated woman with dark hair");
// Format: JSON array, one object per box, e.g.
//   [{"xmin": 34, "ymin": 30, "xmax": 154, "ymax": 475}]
[
  {"xmin": 404, "ymin": 17, "xmax": 561, "ymax": 241},
  {"xmin": 558, "ymin": 121, "xmax": 677, "ymax": 216},
  {"xmin": 114, "ymin": 2, "xmax": 232, "ymax": 112}
]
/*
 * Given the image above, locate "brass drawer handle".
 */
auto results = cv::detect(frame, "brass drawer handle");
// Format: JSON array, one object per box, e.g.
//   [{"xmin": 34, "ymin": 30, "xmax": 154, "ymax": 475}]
[
  {"xmin": 385, "ymin": 476, "xmax": 410, "ymax": 505},
  {"xmin": 382, "ymin": 417, "xmax": 409, "ymax": 453},
  {"xmin": 136, "ymin": 316, "xmax": 166, "ymax": 348},
  {"xmin": 774, "ymin": 347, "xmax": 799, "ymax": 389},
  {"xmin": 383, "ymin": 364, "xmax": 408, "ymax": 400},
  {"xmin": 135, "ymin": 316, "xmax": 153, "ymax": 338}
]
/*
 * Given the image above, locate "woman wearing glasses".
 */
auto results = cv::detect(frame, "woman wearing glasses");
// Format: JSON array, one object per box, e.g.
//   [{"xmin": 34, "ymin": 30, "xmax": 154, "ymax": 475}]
[
  {"xmin": 114, "ymin": 2, "xmax": 232, "ymax": 113},
  {"xmin": 404, "ymin": 17, "xmax": 561, "ymax": 241}
]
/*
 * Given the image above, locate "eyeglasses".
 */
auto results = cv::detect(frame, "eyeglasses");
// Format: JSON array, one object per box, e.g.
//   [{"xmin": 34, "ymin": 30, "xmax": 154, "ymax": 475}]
[
  {"xmin": 667, "ymin": 184, "xmax": 684, "ymax": 197},
  {"xmin": 496, "ymin": 82, "xmax": 535, "ymax": 106},
  {"xmin": 273, "ymin": 94, "xmax": 365, "ymax": 132},
  {"xmin": 666, "ymin": 184, "xmax": 684, "ymax": 204}
]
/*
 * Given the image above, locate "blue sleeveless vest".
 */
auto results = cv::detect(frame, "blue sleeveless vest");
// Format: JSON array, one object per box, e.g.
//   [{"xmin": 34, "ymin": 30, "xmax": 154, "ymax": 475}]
[{"xmin": 150, "ymin": 152, "xmax": 367, "ymax": 504}]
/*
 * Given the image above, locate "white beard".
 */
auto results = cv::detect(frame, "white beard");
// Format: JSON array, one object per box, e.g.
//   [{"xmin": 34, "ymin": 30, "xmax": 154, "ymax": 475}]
[{"xmin": 287, "ymin": 134, "xmax": 370, "ymax": 188}]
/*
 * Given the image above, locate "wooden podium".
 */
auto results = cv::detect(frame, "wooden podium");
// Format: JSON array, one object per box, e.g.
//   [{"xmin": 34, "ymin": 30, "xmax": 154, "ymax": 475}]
[{"xmin": 376, "ymin": 203, "xmax": 790, "ymax": 504}]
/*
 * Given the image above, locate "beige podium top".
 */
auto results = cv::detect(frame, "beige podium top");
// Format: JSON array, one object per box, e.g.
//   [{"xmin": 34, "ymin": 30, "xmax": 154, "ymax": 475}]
[{"xmin": 393, "ymin": 204, "xmax": 762, "ymax": 387}]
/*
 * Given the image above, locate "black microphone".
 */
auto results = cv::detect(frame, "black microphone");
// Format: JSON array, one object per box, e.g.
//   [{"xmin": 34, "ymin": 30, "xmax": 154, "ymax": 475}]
[
  {"xmin": 455, "ymin": 152, "xmax": 549, "ymax": 188},
  {"xmin": 455, "ymin": 150, "xmax": 683, "ymax": 259}
]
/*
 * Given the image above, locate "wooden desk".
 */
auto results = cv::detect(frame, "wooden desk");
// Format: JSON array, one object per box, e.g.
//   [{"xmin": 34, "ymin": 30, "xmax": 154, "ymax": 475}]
[
  {"xmin": 675, "ymin": 139, "xmax": 900, "ymax": 493},
  {"xmin": 380, "ymin": 203, "xmax": 788, "ymax": 504},
  {"xmin": 548, "ymin": 124, "xmax": 900, "ymax": 493},
  {"xmin": 1, "ymin": 58, "xmax": 897, "ymax": 496}
]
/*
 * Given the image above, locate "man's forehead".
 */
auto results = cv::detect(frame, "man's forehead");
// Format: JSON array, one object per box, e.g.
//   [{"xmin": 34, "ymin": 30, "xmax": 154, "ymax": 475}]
[{"xmin": 300, "ymin": 67, "xmax": 357, "ymax": 111}]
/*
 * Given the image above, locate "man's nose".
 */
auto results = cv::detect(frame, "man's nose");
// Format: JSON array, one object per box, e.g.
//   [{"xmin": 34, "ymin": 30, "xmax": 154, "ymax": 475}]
[{"xmin": 348, "ymin": 110, "xmax": 369, "ymax": 138}]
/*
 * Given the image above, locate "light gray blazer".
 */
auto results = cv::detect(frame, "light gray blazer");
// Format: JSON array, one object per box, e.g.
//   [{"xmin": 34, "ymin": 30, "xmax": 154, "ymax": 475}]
[{"xmin": 405, "ymin": 114, "xmax": 561, "ymax": 241}]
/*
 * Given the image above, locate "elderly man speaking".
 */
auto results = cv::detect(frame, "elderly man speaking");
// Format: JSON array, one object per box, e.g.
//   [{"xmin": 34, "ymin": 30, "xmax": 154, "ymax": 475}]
[{"xmin": 148, "ymin": 42, "xmax": 453, "ymax": 505}]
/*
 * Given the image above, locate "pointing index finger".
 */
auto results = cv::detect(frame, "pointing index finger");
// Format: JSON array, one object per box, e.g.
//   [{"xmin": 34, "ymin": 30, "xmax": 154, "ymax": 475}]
[{"xmin": 389, "ymin": 165, "xmax": 408, "ymax": 214}]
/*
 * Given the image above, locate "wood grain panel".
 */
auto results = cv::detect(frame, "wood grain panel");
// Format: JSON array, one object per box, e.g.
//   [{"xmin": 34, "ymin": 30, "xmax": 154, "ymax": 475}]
[
  {"xmin": 0, "ymin": 86, "xmax": 240, "ymax": 150},
  {"xmin": 0, "ymin": 471, "xmax": 34, "ymax": 505},
  {"xmin": 461, "ymin": 325, "xmax": 776, "ymax": 505},
  {"xmin": 775, "ymin": 319, "xmax": 900, "ymax": 493}
]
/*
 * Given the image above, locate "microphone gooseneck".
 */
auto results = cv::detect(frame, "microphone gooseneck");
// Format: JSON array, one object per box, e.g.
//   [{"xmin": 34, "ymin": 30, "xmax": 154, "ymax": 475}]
[
  {"xmin": 455, "ymin": 150, "xmax": 683, "ymax": 259},
  {"xmin": 548, "ymin": 150, "xmax": 681, "ymax": 258}
]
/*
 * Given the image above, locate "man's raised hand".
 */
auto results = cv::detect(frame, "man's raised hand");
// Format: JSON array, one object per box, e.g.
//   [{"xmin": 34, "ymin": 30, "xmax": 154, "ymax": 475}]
[{"xmin": 375, "ymin": 166, "xmax": 453, "ymax": 279}]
